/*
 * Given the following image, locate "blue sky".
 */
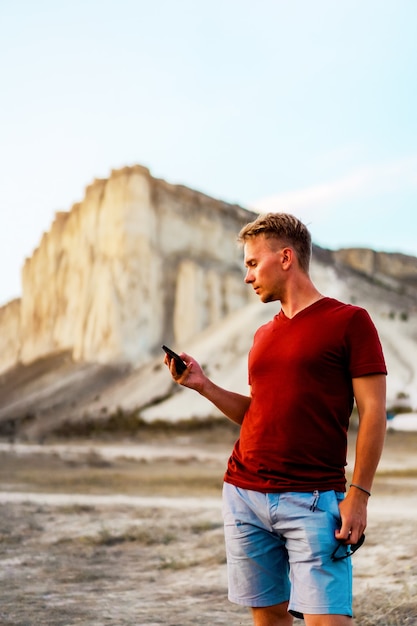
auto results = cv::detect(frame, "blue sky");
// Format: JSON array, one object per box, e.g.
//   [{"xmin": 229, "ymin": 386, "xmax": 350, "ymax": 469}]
[{"xmin": 1, "ymin": 0, "xmax": 416, "ymax": 305}]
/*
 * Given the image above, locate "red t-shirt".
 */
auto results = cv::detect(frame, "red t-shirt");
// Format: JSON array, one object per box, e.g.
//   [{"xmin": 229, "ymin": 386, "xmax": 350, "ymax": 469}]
[{"xmin": 224, "ymin": 297, "xmax": 387, "ymax": 493}]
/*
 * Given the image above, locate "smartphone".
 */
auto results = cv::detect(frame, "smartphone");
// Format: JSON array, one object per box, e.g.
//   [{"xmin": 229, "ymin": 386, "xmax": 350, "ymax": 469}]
[{"xmin": 161, "ymin": 345, "xmax": 187, "ymax": 374}]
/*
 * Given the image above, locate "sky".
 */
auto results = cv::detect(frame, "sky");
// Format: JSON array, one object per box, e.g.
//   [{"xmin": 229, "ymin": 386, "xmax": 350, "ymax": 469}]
[{"xmin": 1, "ymin": 0, "xmax": 417, "ymax": 306}]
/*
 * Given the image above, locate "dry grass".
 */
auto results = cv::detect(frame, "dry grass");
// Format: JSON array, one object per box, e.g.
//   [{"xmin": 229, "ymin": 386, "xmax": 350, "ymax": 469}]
[
  {"xmin": 355, "ymin": 590, "xmax": 417, "ymax": 625},
  {"xmin": 0, "ymin": 427, "xmax": 416, "ymax": 624}
]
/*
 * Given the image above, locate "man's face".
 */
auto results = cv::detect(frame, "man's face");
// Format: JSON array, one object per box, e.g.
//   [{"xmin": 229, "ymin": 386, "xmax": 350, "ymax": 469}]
[{"xmin": 243, "ymin": 235, "xmax": 284, "ymax": 303}]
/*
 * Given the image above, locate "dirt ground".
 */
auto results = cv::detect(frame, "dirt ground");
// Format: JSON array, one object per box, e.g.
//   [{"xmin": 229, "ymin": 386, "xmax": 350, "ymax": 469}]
[{"xmin": 0, "ymin": 426, "xmax": 417, "ymax": 626}]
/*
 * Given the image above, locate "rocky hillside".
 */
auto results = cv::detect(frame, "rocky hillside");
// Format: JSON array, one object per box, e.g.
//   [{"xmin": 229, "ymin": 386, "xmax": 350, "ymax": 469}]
[
  {"xmin": 0, "ymin": 166, "xmax": 416, "ymax": 440},
  {"xmin": 0, "ymin": 165, "xmax": 253, "ymax": 375}
]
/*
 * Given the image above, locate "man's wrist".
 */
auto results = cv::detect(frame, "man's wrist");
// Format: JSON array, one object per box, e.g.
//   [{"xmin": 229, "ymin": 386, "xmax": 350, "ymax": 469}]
[{"xmin": 349, "ymin": 483, "xmax": 371, "ymax": 497}]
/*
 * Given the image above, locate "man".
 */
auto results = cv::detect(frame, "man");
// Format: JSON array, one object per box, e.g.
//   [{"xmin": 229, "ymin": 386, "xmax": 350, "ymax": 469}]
[{"xmin": 164, "ymin": 213, "xmax": 387, "ymax": 625}]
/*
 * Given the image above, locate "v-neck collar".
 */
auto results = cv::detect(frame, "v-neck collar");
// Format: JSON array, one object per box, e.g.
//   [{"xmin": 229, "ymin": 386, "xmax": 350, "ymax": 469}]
[{"xmin": 277, "ymin": 296, "xmax": 329, "ymax": 322}]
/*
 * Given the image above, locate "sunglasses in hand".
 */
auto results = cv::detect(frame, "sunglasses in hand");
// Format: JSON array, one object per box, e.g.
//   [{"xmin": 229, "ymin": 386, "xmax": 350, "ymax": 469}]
[{"xmin": 331, "ymin": 533, "xmax": 366, "ymax": 561}]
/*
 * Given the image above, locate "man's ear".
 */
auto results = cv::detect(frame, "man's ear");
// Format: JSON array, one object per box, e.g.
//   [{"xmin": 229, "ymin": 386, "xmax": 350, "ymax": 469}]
[{"xmin": 281, "ymin": 247, "xmax": 293, "ymax": 267}]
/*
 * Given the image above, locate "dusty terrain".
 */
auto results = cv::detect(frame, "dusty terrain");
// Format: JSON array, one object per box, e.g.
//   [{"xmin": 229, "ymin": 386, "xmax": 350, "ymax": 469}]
[{"xmin": 0, "ymin": 425, "xmax": 416, "ymax": 626}]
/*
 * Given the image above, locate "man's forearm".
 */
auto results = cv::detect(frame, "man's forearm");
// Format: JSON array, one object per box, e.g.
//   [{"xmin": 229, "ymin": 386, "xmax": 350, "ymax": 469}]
[
  {"xmin": 351, "ymin": 374, "xmax": 387, "ymax": 492},
  {"xmin": 198, "ymin": 378, "xmax": 251, "ymax": 425},
  {"xmin": 351, "ymin": 408, "xmax": 386, "ymax": 492}
]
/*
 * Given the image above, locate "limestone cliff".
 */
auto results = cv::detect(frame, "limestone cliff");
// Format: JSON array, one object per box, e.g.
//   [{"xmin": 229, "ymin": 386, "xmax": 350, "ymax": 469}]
[
  {"xmin": 1, "ymin": 168, "xmax": 417, "ymax": 439},
  {"xmin": 0, "ymin": 166, "xmax": 255, "ymax": 375},
  {"xmin": 332, "ymin": 248, "xmax": 417, "ymax": 292},
  {"xmin": 0, "ymin": 299, "xmax": 21, "ymax": 373}
]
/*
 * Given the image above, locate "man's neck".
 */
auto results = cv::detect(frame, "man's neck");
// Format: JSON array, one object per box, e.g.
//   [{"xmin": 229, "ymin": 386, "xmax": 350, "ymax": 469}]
[{"xmin": 279, "ymin": 281, "xmax": 324, "ymax": 319}]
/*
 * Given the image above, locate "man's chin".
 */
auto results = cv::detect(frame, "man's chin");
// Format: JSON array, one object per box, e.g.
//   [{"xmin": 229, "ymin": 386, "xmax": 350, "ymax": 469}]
[{"xmin": 260, "ymin": 293, "xmax": 276, "ymax": 303}]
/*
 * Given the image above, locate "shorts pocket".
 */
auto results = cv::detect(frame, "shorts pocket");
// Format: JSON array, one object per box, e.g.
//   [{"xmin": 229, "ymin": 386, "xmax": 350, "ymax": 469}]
[{"xmin": 313, "ymin": 490, "xmax": 343, "ymax": 524}]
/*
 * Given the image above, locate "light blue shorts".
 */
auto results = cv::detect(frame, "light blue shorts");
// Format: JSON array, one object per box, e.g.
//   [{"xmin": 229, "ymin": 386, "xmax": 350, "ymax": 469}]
[{"xmin": 222, "ymin": 483, "xmax": 353, "ymax": 618}]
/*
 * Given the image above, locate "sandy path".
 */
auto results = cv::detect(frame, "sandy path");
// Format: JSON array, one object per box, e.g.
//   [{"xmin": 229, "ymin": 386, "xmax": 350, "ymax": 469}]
[
  {"xmin": 0, "ymin": 441, "xmax": 229, "ymax": 463},
  {"xmin": 0, "ymin": 491, "xmax": 222, "ymax": 509}
]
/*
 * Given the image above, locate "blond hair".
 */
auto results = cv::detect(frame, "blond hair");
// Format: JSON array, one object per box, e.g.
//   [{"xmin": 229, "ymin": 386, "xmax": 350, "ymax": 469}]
[{"xmin": 238, "ymin": 212, "xmax": 312, "ymax": 273}]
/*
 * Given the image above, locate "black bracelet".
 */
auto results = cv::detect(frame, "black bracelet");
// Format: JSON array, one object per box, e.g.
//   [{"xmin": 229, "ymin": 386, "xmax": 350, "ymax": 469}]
[{"xmin": 350, "ymin": 483, "xmax": 371, "ymax": 497}]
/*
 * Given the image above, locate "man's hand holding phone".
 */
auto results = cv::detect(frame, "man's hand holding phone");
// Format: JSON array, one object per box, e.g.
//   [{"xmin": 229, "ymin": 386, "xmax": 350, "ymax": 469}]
[
  {"xmin": 162, "ymin": 344, "xmax": 250, "ymax": 424},
  {"xmin": 161, "ymin": 345, "xmax": 207, "ymax": 392},
  {"xmin": 162, "ymin": 345, "xmax": 188, "ymax": 377}
]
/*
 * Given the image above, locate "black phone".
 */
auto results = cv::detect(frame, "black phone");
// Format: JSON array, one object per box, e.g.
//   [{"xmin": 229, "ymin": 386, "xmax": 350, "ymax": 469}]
[{"xmin": 161, "ymin": 345, "xmax": 187, "ymax": 374}]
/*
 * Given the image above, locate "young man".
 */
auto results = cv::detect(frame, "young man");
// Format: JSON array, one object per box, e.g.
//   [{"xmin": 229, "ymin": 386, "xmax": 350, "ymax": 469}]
[{"xmin": 164, "ymin": 213, "xmax": 387, "ymax": 625}]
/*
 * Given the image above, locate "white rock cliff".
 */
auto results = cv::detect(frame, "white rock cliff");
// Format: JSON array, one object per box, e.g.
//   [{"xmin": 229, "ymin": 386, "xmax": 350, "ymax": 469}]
[
  {"xmin": 0, "ymin": 166, "xmax": 254, "ymax": 374},
  {"xmin": 1, "ymin": 165, "xmax": 417, "ymax": 439}
]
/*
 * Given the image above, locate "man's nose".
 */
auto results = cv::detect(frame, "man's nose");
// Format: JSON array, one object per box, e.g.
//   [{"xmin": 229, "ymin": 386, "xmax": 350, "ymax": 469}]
[{"xmin": 245, "ymin": 269, "xmax": 254, "ymax": 283}]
